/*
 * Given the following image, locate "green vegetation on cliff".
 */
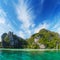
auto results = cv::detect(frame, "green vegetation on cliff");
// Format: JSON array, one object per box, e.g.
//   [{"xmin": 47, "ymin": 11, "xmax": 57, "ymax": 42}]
[
  {"xmin": 1, "ymin": 31, "xmax": 28, "ymax": 48},
  {"xmin": 0, "ymin": 29, "xmax": 60, "ymax": 49},
  {"xmin": 27, "ymin": 29, "xmax": 60, "ymax": 49}
]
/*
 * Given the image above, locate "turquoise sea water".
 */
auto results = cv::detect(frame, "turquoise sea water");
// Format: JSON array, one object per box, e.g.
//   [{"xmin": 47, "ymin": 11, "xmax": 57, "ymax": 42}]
[{"xmin": 0, "ymin": 50, "xmax": 60, "ymax": 60}]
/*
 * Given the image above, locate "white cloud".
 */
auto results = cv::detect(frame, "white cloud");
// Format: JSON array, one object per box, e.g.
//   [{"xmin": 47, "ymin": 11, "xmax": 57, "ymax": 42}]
[
  {"xmin": 17, "ymin": 22, "xmax": 49, "ymax": 39},
  {"xmin": 34, "ymin": 22, "xmax": 49, "ymax": 33},
  {"xmin": 0, "ymin": 8, "xmax": 14, "ymax": 41},
  {"xmin": 15, "ymin": 0, "xmax": 35, "ymax": 29},
  {"xmin": 0, "ymin": 9, "xmax": 6, "ymax": 24},
  {"xmin": 52, "ymin": 20, "xmax": 60, "ymax": 34},
  {"xmin": 0, "ymin": 18, "xmax": 5, "ymax": 24},
  {"xmin": 18, "ymin": 31, "xmax": 25, "ymax": 38},
  {"xmin": 0, "ymin": 9, "xmax": 7, "ymax": 41},
  {"xmin": 53, "ymin": 22, "xmax": 60, "ymax": 29},
  {"xmin": 50, "ymin": 14, "xmax": 60, "ymax": 34},
  {"xmin": 14, "ymin": 0, "xmax": 36, "ymax": 38},
  {"xmin": 56, "ymin": 28, "xmax": 60, "ymax": 34}
]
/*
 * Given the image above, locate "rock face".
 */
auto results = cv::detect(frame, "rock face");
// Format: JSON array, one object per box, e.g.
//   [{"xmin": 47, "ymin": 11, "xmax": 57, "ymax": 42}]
[
  {"xmin": 8, "ymin": 32, "xmax": 14, "ymax": 47},
  {"xmin": 39, "ymin": 44, "xmax": 45, "ymax": 49},
  {"xmin": 1, "ymin": 31, "xmax": 27, "ymax": 48}
]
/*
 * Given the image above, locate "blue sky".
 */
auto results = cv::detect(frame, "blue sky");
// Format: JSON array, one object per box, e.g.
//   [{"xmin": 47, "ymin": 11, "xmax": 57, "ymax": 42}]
[{"xmin": 0, "ymin": 0, "xmax": 60, "ymax": 41}]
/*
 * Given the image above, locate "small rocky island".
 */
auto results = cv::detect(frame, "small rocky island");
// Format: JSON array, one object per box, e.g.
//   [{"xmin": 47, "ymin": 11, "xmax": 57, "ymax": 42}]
[
  {"xmin": 1, "ymin": 31, "xmax": 27, "ymax": 48},
  {"xmin": 0, "ymin": 29, "xmax": 60, "ymax": 49}
]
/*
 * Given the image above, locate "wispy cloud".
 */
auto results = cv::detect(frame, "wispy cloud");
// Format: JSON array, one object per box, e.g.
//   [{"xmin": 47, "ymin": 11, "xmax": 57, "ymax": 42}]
[
  {"xmin": 0, "ymin": 8, "xmax": 14, "ymax": 31},
  {"xmin": 47, "ymin": 14, "xmax": 60, "ymax": 34},
  {"xmin": 15, "ymin": 0, "xmax": 35, "ymax": 29},
  {"xmin": 0, "ymin": 9, "xmax": 6, "ymax": 24},
  {"xmin": 0, "ymin": 8, "xmax": 7, "ymax": 41},
  {"xmin": 18, "ymin": 31, "xmax": 25, "ymax": 38},
  {"xmin": 52, "ymin": 20, "xmax": 60, "ymax": 34},
  {"xmin": 34, "ymin": 22, "xmax": 49, "ymax": 33},
  {"xmin": 14, "ymin": 0, "xmax": 36, "ymax": 38},
  {"xmin": 0, "ymin": 8, "xmax": 14, "ymax": 41}
]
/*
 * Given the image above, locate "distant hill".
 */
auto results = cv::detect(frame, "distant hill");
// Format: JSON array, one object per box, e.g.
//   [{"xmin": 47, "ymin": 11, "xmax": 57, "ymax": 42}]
[
  {"xmin": 1, "ymin": 31, "xmax": 28, "ymax": 48},
  {"xmin": 0, "ymin": 29, "xmax": 60, "ymax": 49},
  {"xmin": 27, "ymin": 29, "xmax": 60, "ymax": 49}
]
